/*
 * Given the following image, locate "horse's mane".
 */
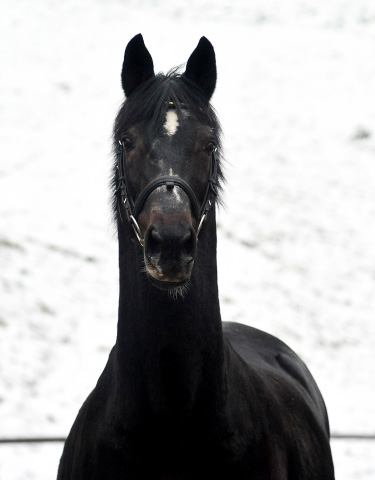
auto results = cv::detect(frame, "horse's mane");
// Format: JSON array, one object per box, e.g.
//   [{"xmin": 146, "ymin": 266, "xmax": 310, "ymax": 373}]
[{"xmin": 111, "ymin": 69, "xmax": 225, "ymax": 214}]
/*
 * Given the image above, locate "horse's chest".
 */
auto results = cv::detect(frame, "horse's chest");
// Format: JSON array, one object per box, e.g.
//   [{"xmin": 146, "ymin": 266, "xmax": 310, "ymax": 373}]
[{"xmin": 128, "ymin": 438, "xmax": 261, "ymax": 480}]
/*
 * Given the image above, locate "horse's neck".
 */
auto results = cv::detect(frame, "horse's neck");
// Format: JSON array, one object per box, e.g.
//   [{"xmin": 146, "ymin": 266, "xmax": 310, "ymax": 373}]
[{"xmin": 115, "ymin": 211, "xmax": 224, "ymax": 413}]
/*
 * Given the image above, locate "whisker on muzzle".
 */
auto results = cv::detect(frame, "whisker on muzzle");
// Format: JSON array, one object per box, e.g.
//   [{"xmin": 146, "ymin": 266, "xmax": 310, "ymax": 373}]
[{"xmin": 168, "ymin": 283, "xmax": 190, "ymax": 302}]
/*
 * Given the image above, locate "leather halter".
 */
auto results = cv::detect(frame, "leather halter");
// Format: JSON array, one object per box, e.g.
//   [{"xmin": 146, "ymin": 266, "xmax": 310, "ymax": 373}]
[{"xmin": 116, "ymin": 108, "xmax": 218, "ymax": 247}]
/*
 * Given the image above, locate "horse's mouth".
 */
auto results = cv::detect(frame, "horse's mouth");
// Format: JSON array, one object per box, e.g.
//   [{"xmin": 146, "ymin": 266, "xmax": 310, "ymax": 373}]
[{"xmin": 145, "ymin": 262, "xmax": 193, "ymax": 291}]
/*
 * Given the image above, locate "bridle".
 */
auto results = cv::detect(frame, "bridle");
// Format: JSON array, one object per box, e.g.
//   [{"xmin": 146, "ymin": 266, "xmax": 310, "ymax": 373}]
[
  {"xmin": 116, "ymin": 134, "xmax": 218, "ymax": 247},
  {"xmin": 115, "ymin": 108, "xmax": 218, "ymax": 247}
]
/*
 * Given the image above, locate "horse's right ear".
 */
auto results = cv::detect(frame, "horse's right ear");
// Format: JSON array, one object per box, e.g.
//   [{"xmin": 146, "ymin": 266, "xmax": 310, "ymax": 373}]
[{"xmin": 121, "ymin": 34, "xmax": 155, "ymax": 97}]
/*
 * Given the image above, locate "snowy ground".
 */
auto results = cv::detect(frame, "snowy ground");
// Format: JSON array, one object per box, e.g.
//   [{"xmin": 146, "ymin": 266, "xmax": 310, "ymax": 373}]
[{"xmin": 1, "ymin": 0, "xmax": 375, "ymax": 478}]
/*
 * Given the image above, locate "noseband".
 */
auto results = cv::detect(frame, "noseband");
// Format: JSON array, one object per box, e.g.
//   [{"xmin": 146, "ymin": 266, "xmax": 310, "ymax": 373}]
[{"xmin": 116, "ymin": 113, "xmax": 218, "ymax": 247}]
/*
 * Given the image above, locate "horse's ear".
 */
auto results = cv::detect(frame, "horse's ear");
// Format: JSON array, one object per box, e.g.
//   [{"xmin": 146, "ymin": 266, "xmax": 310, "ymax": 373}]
[
  {"xmin": 121, "ymin": 34, "xmax": 155, "ymax": 97},
  {"xmin": 183, "ymin": 37, "xmax": 216, "ymax": 101}
]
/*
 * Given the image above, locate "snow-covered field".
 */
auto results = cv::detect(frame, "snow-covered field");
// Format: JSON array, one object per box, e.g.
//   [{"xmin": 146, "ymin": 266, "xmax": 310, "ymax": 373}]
[{"xmin": 1, "ymin": 0, "xmax": 374, "ymax": 478}]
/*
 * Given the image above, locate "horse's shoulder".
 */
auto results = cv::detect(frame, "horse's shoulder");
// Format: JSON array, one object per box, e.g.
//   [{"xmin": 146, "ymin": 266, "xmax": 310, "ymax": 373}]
[
  {"xmin": 223, "ymin": 321, "xmax": 297, "ymax": 364},
  {"xmin": 222, "ymin": 321, "xmax": 329, "ymax": 432},
  {"xmin": 223, "ymin": 321, "xmax": 313, "ymax": 387}
]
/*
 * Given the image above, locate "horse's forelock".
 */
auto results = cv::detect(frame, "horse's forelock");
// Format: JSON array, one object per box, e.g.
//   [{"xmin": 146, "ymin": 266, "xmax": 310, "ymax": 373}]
[{"xmin": 114, "ymin": 71, "xmax": 220, "ymax": 139}]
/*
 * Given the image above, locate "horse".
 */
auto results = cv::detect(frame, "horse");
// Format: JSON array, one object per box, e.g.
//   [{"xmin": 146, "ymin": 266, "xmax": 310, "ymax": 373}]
[{"xmin": 57, "ymin": 34, "xmax": 335, "ymax": 479}]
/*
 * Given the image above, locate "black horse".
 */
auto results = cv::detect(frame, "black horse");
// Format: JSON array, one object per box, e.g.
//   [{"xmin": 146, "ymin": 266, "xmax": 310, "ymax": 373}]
[{"xmin": 57, "ymin": 34, "xmax": 335, "ymax": 479}]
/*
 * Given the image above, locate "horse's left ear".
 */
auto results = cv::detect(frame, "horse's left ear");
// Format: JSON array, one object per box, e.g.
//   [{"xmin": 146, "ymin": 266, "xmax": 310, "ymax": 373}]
[
  {"xmin": 121, "ymin": 34, "xmax": 155, "ymax": 97},
  {"xmin": 183, "ymin": 37, "xmax": 217, "ymax": 101}
]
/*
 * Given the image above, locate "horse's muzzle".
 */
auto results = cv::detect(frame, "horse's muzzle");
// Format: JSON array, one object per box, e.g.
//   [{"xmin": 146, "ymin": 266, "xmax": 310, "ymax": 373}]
[{"xmin": 144, "ymin": 222, "xmax": 196, "ymax": 289}]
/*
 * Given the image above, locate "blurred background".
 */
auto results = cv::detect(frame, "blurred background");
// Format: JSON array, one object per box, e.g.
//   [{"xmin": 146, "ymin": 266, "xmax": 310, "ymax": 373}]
[{"xmin": 1, "ymin": 0, "xmax": 374, "ymax": 478}]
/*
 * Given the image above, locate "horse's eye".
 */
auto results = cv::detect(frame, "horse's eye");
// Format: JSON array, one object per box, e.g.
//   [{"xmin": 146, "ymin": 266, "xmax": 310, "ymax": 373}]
[
  {"xmin": 122, "ymin": 137, "xmax": 134, "ymax": 152},
  {"xmin": 205, "ymin": 142, "xmax": 216, "ymax": 155}
]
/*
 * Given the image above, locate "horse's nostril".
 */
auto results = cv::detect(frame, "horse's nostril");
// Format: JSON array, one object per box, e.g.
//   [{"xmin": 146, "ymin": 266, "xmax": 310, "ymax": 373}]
[
  {"xmin": 146, "ymin": 227, "xmax": 162, "ymax": 255},
  {"xmin": 151, "ymin": 229, "xmax": 162, "ymax": 243},
  {"xmin": 180, "ymin": 231, "xmax": 192, "ymax": 245},
  {"xmin": 183, "ymin": 256, "xmax": 194, "ymax": 266},
  {"xmin": 149, "ymin": 228, "xmax": 163, "ymax": 247},
  {"xmin": 181, "ymin": 229, "xmax": 196, "ymax": 255}
]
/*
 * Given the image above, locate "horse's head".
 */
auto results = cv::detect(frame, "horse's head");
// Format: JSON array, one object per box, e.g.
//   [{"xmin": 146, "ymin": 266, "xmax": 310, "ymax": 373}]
[{"xmin": 114, "ymin": 34, "xmax": 221, "ymax": 292}]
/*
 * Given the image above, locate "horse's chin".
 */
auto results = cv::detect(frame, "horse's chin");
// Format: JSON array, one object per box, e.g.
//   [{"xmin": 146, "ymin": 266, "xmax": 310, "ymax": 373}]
[{"xmin": 146, "ymin": 272, "xmax": 191, "ymax": 292}]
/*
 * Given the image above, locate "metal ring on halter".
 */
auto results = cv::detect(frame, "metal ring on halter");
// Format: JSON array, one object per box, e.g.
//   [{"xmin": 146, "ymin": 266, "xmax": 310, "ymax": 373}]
[
  {"xmin": 196, "ymin": 214, "xmax": 206, "ymax": 238},
  {"xmin": 130, "ymin": 215, "xmax": 144, "ymax": 246}
]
